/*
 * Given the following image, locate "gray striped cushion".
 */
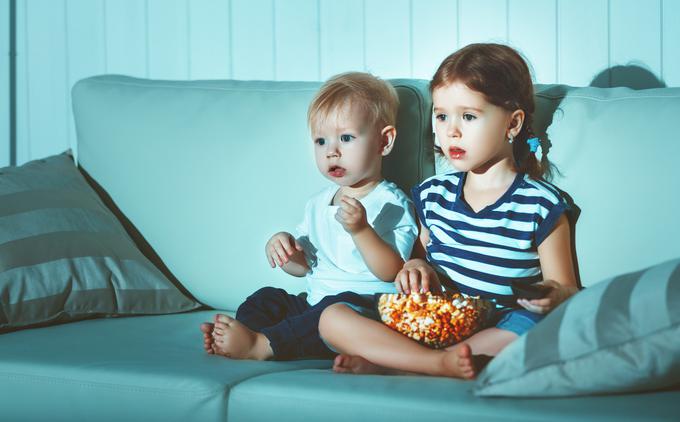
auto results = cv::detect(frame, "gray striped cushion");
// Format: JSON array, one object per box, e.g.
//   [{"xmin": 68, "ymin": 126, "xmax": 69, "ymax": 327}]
[
  {"xmin": 0, "ymin": 153, "xmax": 200, "ymax": 332},
  {"xmin": 474, "ymin": 258, "xmax": 680, "ymax": 397}
]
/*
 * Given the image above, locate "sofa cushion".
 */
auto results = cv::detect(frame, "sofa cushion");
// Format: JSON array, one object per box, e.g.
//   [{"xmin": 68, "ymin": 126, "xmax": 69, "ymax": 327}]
[
  {"xmin": 474, "ymin": 258, "xmax": 680, "ymax": 397},
  {"xmin": 0, "ymin": 310, "xmax": 330, "ymax": 422},
  {"xmin": 71, "ymin": 76, "xmax": 434, "ymax": 310},
  {"xmin": 227, "ymin": 368, "xmax": 680, "ymax": 421},
  {"xmin": 0, "ymin": 153, "xmax": 200, "ymax": 333}
]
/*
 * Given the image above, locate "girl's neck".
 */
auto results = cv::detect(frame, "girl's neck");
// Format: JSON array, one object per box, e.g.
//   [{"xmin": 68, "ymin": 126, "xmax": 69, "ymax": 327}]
[{"xmin": 466, "ymin": 157, "xmax": 517, "ymax": 191}]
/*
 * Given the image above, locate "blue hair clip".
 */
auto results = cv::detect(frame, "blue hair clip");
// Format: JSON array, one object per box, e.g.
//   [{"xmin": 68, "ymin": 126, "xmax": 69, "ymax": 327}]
[{"xmin": 527, "ymin": 137, "xmax": 541, "ymax": 153}]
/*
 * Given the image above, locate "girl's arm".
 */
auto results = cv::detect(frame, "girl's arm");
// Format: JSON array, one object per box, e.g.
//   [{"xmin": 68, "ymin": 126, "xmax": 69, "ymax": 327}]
[
  {"xmin": 519, "ymin": 214, "xmax": 579, "ymax": 313},
  {"xmin": 395, "ymin": 222, "xmax": 445, "ymax": 294}
]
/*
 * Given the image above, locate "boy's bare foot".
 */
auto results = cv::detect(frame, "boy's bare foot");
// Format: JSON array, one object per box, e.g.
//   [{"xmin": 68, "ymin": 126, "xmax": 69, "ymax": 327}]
[
  {"xmin": 200, "ymin": 322, "xmax": 216, "ymax": 354},
  {"xmin": 333, "ymin": 354, "xmax": 391, "ymax": 375},
  {"xmin": 441, "ymin": 343, "xmax": 476, "ymax": 379},
  {"xmin": 212, "ymin": 314, "xmax": 273, "ymax": 360}
]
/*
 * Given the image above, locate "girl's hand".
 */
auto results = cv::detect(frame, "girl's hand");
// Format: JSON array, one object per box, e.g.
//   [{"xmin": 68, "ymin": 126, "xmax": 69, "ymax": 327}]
[
  {"xmin": 265, "ymin": 232, "xmax": 303, "ymax": 268},
  {"xmin": 517, "ymin": 279, "xmax": 576, "ymax": 314},
  {"xmin": 395, "ymin": 259, "xmax": 442, "ymax": 294},
  {"xmin": 335, "ymin": 196, "xmax": 369, "ymax": 235}
]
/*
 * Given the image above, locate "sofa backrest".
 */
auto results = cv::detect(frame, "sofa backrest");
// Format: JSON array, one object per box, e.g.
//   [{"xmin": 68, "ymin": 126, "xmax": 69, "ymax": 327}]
[
  {"xmin": 72, "ymin": 76, "xmax": 434, "ymax": 309},
  {"xmin": 73, "ymin": 76, "xmax": 680, "ymax": 308},
  {"xmin": 532, "ymin": 85, "xmax": 680, "ymax": 286}
]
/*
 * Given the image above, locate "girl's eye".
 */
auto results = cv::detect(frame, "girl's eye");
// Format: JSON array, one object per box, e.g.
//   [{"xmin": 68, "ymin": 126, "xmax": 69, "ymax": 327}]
[
  {"xmin": 435, "ymin": 114, "xmax": 447, "ymax": 122},
  {"xmin": 462, "ymin": 113, "xmax": 476, "ymax": 121},
  {"xmin": 340, "ymin": 134, "xmax": 354, "ymax": 142},
  {"xmin": 315, "ymin": 138, "xmax": 325, "ymax": 146}
]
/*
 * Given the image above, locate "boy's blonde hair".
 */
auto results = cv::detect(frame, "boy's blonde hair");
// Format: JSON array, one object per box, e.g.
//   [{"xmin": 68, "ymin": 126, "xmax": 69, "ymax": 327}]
[{"xmin": 307, "ymin": 72, "xmax": 399, "ymax": 132}]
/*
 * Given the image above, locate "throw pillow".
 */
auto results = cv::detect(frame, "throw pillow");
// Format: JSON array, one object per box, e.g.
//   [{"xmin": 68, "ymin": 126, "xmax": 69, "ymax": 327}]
[
  {"xmin": 0, "ymin": 153, "xmax": 200, "ymax": 333},
  {"xmin": 474, "ymin": 258, "xmax": 680, "ymax": 397}
]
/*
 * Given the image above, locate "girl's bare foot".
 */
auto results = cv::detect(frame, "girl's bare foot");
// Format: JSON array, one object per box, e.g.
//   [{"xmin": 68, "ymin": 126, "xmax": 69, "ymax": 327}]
[
  {"xmin": 212, "ymin": 314, "xmax": 273, "ymax": 360},
  {"xmin": 441, "ymin": 343, "xmax": 476, "ymax": 379},
  {"xmin": 333, "ymin": 354, "xmax": 391, "ymax": 375},
  {"xmin": 200, "ymin": 322, "xmax": 216, "ymax": 354}
]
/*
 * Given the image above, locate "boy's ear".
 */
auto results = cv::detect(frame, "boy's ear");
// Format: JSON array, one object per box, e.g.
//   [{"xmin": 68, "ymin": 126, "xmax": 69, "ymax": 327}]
[{"xmin": 380, "ymin": 125, "xmax": 397, "ymax": 156}]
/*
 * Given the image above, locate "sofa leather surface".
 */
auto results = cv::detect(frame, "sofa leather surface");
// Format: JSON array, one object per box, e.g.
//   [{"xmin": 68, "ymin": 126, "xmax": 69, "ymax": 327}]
[
  {"xmin": 0, "ymin": 310, "xmax": 330, "ymax": 422},
  {"xmin": 227, "ymin": 368, "xmax": 680, "ymax": 421}
]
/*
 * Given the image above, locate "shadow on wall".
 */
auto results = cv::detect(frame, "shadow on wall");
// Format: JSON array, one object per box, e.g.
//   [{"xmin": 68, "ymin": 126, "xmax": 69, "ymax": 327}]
[{"xmin": 590, "ymin": 65, "xmax": 666, "ymax": 89}]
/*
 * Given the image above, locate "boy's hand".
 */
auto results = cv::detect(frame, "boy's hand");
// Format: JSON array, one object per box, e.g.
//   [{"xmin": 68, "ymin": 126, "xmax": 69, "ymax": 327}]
[
  {"xmin": 266, "ymin": 232, "xmax": 303, "ymax": 268},
  {"xmin": 517, "ymin": 279, "xmax": 576, "ymax": 314},
  {"xmin": 395, "ymin": 259, "xmax": 442, "ymax": 294},
  {"xmin": 335, "ymin": 196, "xmax": 369, "ymax": 235}
]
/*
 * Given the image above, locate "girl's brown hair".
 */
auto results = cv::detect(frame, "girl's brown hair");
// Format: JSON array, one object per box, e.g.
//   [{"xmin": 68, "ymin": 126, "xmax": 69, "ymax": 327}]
[{"xmin": 431, "ymin": 43, "xmax": 553, "ymax": 180}]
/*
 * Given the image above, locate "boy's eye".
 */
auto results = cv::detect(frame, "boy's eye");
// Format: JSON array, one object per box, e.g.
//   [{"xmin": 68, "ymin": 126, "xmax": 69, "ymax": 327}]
[
  {"xmin": 435, "ymin": 114, "xmax": 447, "ymax": 122},
  {"xmin": 315, "ymin": 138, "xmax": 325, "ymax": 146},
  {"xmin": 462, "ymin": 113, "xmax": 476, "ymax": 121},
  {"xmin": 340, "ymin": 134, "xmax": 354, "ymax": 142}
]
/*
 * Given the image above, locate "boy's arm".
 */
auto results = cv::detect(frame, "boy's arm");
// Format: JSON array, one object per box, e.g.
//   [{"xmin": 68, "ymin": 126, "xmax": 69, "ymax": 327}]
[
  {"xmin": 351, "ymin": 226, "xmax": 405, "ymax": 281},
  {"xmin": 266, "ymin": 231, "xmax": 310, "ymax": 277},
  {"xmin": 336, "ymin": 196, "xmax": 405, "ymax": 281}
]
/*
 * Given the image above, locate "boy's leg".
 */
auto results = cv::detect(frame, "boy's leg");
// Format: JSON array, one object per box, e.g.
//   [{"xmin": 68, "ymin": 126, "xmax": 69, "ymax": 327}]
[
  {"xmin": 258, "ymin": 291, "xmax": 373, "ymax": 360},
  {"xmin": 319, "ymin": 303, "xmax": 476, "ymax": 379},
  {"xmin": 201, "ymin": 287, "xmax": 308, "ymax": 357},
  {"xmin": 235, "ymin": 287, "xmax": 309, "ymax": 331}
]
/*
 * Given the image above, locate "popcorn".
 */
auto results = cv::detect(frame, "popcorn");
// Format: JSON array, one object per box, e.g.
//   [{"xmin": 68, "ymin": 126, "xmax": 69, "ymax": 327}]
[{"xmin": 377, "ymin": 292, "xmax": 493, "ymax": 349}]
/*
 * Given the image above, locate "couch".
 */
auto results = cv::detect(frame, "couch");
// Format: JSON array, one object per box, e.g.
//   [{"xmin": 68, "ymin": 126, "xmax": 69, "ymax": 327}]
[{"xmin": 1, "ymin": 75, "xmax": 678, "ymax": 421}]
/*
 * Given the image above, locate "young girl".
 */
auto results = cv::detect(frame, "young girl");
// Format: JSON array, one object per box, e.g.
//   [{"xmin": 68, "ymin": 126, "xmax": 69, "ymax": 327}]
[{"xmin": 318, "ymin": 43, "xmax": 580, "ymax": 379}]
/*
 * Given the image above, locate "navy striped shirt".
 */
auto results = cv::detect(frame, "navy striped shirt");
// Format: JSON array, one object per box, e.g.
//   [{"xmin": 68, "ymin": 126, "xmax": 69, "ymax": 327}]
[{"xmin": 412, "ymin": 172, "xmax": 572, "ymax": 308}]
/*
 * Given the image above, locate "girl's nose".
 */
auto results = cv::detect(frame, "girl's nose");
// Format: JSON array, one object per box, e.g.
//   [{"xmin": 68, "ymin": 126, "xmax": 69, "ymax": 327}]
[{"xmin": 446, "ymin": 121, "xmax": 460, "ymax": 138}]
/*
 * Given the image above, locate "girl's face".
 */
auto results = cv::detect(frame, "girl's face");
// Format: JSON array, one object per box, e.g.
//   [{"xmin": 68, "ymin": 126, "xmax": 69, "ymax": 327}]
[{"xmin": 432, "ymin": 81, "xmax": 517, "ymax": 173}]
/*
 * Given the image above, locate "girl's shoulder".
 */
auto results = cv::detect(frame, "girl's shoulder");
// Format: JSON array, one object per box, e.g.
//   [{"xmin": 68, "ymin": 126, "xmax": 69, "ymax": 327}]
[
  {"xmin": 414, "ymin": 171, "xmax": 464, "ymax": 194},
  {"xmin": 515, "ymin": 175, "xmax": 568, "ymax": 207}
]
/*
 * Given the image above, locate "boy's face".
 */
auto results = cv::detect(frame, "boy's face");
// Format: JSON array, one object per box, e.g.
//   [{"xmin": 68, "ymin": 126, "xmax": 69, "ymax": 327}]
[{"xmin": 311, "ymin": 102, "xmax": 385, "ymax": 189}]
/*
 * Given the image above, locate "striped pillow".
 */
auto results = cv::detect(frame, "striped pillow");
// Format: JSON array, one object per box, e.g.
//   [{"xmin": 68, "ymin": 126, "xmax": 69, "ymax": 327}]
[
  {"xmin": 474, "ymin": 258, "xmax": 680, "ymax": 397},
  {"xmin": 0, "ymin": 153, "xmax": 200, "ymax": 333}
]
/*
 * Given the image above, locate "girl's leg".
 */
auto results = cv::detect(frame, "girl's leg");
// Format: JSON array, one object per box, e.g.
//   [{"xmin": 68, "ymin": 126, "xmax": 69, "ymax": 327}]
[
  {"xmin": 454, "ymin": 327, "xmax": 518, "ymax": 356},
  {"xmin": 319, "ymin": 303, "xmax": 476, "ymax": 379}
]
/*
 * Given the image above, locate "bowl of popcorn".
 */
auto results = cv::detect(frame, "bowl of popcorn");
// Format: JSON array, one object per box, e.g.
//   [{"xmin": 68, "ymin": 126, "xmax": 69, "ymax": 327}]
[{"xmin": 377, "ymin": 292, "xmax": 494, "ymax": 349}]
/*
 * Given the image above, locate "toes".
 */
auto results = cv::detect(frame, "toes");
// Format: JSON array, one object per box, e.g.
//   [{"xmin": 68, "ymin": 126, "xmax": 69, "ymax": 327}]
[
  {"xmin": 200, "ymin": 322, "xmax": 214, "ymax": 333},
  {"xmin": 214, "ymin": 314, "xmax": 234, "ymax": 324},
  {"xmin": 214, "ymin": 321, "xmax": 229, "ymax": 331}
]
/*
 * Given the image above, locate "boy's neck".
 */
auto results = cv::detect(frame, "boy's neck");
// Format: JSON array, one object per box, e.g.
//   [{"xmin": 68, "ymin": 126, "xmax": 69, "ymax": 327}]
[{"xmin": 338, "ymin": 177, "xmax": 383, "ymax": 200}]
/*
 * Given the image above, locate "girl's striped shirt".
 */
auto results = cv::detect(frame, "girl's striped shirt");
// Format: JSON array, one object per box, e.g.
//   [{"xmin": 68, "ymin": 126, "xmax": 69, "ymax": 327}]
[{"xmin": 412, "ymin": 171, "xmax": 574, "ymax": 308}]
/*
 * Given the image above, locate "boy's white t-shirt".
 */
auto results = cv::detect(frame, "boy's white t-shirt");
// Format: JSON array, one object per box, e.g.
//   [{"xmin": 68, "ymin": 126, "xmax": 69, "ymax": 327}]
[{"xmin": 296, "ymin": 179, "xmax": 418, "ymax": 305}]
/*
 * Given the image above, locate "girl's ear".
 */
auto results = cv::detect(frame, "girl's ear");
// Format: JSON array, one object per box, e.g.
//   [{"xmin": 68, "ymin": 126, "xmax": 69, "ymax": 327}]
[
  {"xmin": 380, "ymin": 125, "xmax": 397, "ymax": 156},
  {"xmin": 508, "ymin": 109, "xmax": 525, "ymax": 138}
]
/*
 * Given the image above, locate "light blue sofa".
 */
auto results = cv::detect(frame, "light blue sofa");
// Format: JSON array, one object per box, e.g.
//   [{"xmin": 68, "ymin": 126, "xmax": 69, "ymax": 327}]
[{"xmin": 1, "ymin": 75, "xmax": 678, "ymax": 421}]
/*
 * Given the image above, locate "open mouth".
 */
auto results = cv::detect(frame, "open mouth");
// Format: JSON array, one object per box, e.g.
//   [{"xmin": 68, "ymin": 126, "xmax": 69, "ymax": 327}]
[
  {"xmin": 449, "ymin": 147, "xmax": 466, "ymax": 159},
  {"xmin": 328, "ymin": 165, "xmax": 346, "ymax": 178}
]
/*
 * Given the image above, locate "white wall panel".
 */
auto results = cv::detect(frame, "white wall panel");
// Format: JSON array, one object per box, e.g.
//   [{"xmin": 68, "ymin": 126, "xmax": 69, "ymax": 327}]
[
  {"xmin": 558, "ymin": 0, "xmax": 608, "ymax": 86},
  {"xmin": 412, "ymin": 0, "xmax": 458, "ymax": 80},
  {"xmin": 365, "ymin": 0, "xmax": 410, "ymax": 78},
  {"xmin": 231, "ymin": 0, "xmax": 274, "ymax": 80},
  {"xmin": 189, "ymin": 0, "xmax": 231, "ymax": 79},
  {"xmin": 105, "ymin": 0, "xmax": 148, "ymax": 77},
  {"xmin": 147, "ymin": 0, "xmax": 189, "ymax": 79},
  {"xmin": 18, "ymin": 0, "xmax": 69, "ymax": 164},
  {"xmin": 459, "ymin": 0, "xmax": 507, "ymax": 47},
  {"xmin": 66, "ymin": 0, "xmax": 106, "ymax": 157},
  {"xmin": 7, "ymin": 0, "xmax": 680, "ymax": 164},
  {"xmin": 509, "ymin": 0, "xmax": 556, "ymax": 84},
  {"xmin": 274, "ymin": 0, "xmax": 319, "ymax": 81},
  {"xmin": 0, "ymin": 0, "xmax": 9, "ymax": 167},
  {"xmin": 610, "ymin": 0, "xmax": 661, "ymax": 86},
  {"xmin": 319, "ymin": 0, "xmax": 365, "ymax": 79},
  {"xmin": 662, "ymin": 0, "xmax": 680, "ymax": 86}
]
